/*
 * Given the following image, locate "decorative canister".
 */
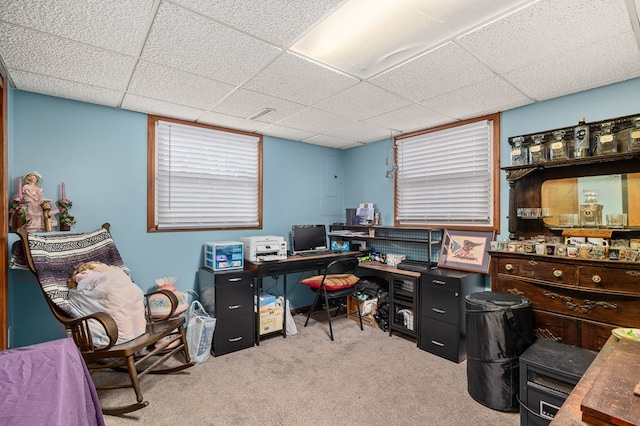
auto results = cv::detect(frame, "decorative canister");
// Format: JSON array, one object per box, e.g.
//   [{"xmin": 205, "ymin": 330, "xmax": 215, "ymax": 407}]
[{"xmin": 148, "ymin": 277, "xmax": 189, "ymax": 318}]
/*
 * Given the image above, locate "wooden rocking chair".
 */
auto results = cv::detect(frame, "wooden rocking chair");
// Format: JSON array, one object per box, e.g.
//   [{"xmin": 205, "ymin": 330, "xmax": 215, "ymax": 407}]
[{"xmin": 15, "ymin": 223, "xmax": 195, "ymax": 415}]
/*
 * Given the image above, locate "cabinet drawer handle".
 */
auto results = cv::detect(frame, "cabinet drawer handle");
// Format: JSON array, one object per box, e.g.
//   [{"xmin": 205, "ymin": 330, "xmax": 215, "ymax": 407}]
[
  {"xmin": 228, "ymin": 277, "xmax": 242, "ymax": 282},
  {"xmin": 504, "ymin": 263, "xmax": 513, "ymax": 271},
  {"xmin": 432, "ymin": 279, "xmax": 446, "ymax": 285},
  {"xmin": 432, "ymin": 308, "xmax": 446, "ymax": 314},
  {"xmin": 431, "ymin": 340, "xmax": 445, "ymax": 347},
  {"xmin": 228, "ymin": 337, "xmax": 243, "ymax": 342},
  {"xmin": 228, "ymin": 304, "xmax": 242, "ymax": 310},
  {"xmin": 553, "ymin": 269, "xmax": 563, "ymax": 278},
  {"xmin": 592, "ymin": 275, "xmax": 601, "ymax": 283}
]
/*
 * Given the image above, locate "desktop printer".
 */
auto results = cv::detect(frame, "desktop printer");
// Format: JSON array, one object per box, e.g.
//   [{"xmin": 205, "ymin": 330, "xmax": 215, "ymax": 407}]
[{"xmin": 240, "ymin": 236, "xmax": 287, "ymax": 262}]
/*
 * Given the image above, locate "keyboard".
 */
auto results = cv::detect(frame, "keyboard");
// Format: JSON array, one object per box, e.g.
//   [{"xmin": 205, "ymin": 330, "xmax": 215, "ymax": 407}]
[{"xmin": 297, "ymin": 250, "xmax": 336, "ymax": 257}]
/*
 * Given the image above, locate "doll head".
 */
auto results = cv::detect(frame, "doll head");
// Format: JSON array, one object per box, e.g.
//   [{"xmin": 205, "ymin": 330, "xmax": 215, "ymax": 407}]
[{"xmin": 24, "ymin": 171, "xmax": 42, "ymax": 186}]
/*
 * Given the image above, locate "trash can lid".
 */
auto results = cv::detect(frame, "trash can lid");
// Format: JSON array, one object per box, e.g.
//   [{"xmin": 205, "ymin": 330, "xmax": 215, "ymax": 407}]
[{"xmin": 465, "ymin": 291, "xmax": 531, "ymax": 312}]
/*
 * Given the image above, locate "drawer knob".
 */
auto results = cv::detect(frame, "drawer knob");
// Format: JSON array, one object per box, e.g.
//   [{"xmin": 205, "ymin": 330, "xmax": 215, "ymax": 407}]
[
  {"xmin": 592, "ymin": 275, "xmax": 602, "ymax": 283},
  {"xmin": 504, "ymin": 263, "xmax": 513, "ymax": 271},
  {"xmin": 553, "ymin": 269, "xmax": 563, "ymax": 278}
]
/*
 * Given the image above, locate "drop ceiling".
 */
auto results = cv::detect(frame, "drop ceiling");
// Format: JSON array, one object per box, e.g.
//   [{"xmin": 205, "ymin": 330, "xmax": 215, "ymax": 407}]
[{"xmin": 1, "ymin": 0, "xmax": 639, "ymax": 149}]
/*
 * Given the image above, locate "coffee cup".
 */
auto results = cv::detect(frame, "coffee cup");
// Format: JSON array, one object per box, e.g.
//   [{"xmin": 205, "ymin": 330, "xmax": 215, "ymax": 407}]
[
  {"xmin": 609, "ymin": 247, "xmax": 620, "ymax": 260},
  {"xmin": 567, "ymin": 245, "xmax": 578, "ymax": 258},
  {"xmin": 592, "ymin": 245, "xmax": 606, "ymax": 260},
  {"xmin": 579, "ymin": 244, "xmax": 591, "ymax": 259},
  {"xmin": 545, "ymin": 244, "xmax": 556, "ymax": 256},
  {"xmin": 587, "ymin": 237, "xmax": 608, "ymax": 247}
]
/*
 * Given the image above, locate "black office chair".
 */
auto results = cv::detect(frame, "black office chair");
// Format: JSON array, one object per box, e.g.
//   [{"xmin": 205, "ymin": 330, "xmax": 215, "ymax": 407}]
[{"xmin": 300, "ymin": 257, "xmax": 364, "ymax": 341}]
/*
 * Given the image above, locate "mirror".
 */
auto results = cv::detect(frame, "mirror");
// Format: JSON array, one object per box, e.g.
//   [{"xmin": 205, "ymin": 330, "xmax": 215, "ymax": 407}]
[{"xmin": 542, "ymin": 173, "xmax": 640, "ymax": 227}]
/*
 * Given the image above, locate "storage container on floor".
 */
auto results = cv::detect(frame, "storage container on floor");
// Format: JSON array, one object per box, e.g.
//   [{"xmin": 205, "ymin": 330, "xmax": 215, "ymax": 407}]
[{"xmin": 465, "ymin": 291, "xmax": 534, "ymax": 412}]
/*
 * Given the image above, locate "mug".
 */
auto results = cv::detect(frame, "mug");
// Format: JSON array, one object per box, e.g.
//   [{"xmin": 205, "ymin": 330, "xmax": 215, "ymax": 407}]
[
  {"xmin": 545, "ymin": 244, "xmax": 556, "ymax": 256},
  {"xmin": 578, "ymin": 244, "xmax": 591, "ymax": 259},
  {"xmin": 556, "ymin": 244, "xmax": 567, "ymax": 256},
  {"xmin": 625, "ymin": 249, "xmax": 639, "ymax": 262},
  {"xmin": 535, "ymin": 243, "xmax": 546, "ymax": 255},
  {"xmin": 609, "ymin": 247, "xmax": 620, "ymax": 260},
  {"xmin": 567, "ymin": 245, "xmax": 579, "ymax": 258},
  {"xmin": 587, "ymin": 238, "xmax": 608, "ymax": 247},
  {"xmin": 592, "ymin": 245, "xmax": 606, "ymax": 260},
  {"xmin": 630, "ymin": 239, "xmax": 640, "ymax": 250}
]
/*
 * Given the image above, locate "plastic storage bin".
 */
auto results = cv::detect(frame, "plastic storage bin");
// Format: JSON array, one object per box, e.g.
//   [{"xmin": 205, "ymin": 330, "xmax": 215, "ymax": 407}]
[{"xmin": 465, "ymin": 291, "xmax": 534, "ymax": 412}]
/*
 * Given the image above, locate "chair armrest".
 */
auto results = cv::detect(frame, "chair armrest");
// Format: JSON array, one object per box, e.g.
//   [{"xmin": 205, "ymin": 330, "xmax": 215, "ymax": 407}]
[
  {"xmin": 144, "ymin": 289, "xmax": 178, "ymax": 322},
  {"xmin": 68, "ymin": 311, "xmax": 119, "ymax": 352}
]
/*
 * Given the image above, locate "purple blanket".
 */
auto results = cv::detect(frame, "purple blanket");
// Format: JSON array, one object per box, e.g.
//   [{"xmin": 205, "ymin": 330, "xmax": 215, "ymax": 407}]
[{"xmin": 0, "ymin": 338, "xmax": 104, "ymax": 426}]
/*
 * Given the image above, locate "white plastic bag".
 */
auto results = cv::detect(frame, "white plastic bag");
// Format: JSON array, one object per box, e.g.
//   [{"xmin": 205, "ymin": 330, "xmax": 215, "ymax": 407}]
[
  {"xmin": 186, "ymin": 300, "xmax": 216, "ymax": 363},
  {"xmin": 276, "ymin": 296, "xmax": 297, "ymax": 336}
]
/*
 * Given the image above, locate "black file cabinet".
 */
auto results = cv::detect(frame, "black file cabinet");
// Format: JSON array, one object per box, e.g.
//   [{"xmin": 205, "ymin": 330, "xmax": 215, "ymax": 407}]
[
  {"xmin": 198, "ymin": 268, "xmax": 255, "ymax": 356},
  {"xmin": 418, "ymin": 269, "xmax": 484, "ymax": 363}
]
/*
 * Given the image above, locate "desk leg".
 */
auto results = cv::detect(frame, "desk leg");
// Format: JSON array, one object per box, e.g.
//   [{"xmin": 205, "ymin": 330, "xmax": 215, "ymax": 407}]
[
  {"xmin": 282, "ymin": 275, "xmax": 287, "ymax": 338},
  {"xmin": 255, "ymin": 275, "xmax": 261, "ymax": 346}
]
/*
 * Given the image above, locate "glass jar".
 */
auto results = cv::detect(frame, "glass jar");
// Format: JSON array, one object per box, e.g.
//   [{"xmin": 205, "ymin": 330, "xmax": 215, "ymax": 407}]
[
  {"xmin": 579, "ymin": 189, "xmax": 603, "ymax": 228},
  {"xmin": 510, "ymin": 136, "xmax": 527, "ymax": 166},
  {"xmin": 528, "ymin": 133, "xmax": 547, "ymax": 164},
  {"xmin": 629, "ymin": 117, "xmax": 640, "ymax": 152},
  {"xmin": 595, "ymin": 121, "xmax": 617, "ymax": 155},
  {"xmin": 549, "ymin": 129, "xmax": 569, "ymax": 161},
  {"xmin": 574, "ymin": 117, "xmax": 590, "ymax": 158}
]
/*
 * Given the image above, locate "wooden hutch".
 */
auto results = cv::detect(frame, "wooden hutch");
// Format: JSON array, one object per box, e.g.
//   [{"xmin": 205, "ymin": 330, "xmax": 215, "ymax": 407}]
[{"xmin": 490, "ymin": 113, "xmax": 640, "ymax": 351}]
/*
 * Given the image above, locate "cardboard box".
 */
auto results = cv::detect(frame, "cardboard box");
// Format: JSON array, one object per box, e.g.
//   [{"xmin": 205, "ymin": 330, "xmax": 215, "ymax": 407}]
[
  {"xmin": 259, "ymin": 307, "xmax": 283, "ymax": 335},
  {"xmin": 347, "ymin": 296, "xmax": 378, "ymax": 328}
]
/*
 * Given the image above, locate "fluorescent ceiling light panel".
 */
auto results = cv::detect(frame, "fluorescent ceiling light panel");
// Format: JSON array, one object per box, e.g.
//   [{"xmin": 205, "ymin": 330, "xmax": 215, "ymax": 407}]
[{"xmin": 291, "ymin": 0, "xmax": 529, "ymax": 79}]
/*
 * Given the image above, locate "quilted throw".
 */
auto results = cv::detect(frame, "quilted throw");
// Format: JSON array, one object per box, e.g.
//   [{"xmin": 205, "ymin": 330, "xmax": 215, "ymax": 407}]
[{"xmin": 22, "ymin": 228, "xmax": 127, "ymax": 315}]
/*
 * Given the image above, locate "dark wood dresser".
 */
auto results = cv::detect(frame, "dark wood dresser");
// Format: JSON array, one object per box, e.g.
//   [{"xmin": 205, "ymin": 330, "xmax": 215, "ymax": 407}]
[{"xmin": 490, "ymin": 252, "xmax": 640, "ymax": 351}]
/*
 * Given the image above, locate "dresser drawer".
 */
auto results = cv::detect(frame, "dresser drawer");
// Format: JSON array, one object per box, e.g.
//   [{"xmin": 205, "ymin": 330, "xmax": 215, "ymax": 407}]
[
  {"xmin": 497, "ymin": 257, "xmax": 577, "ymax": 285},
  {"xmin": 496, "ymin": 277, "xmax": 640, "ymax": 326},
  {"xmin": 578, "ymin": 265, "xmax": 640, "ymax": 294},
  {"xmin": 214, "ymin": 269, "xmax": 254, "ymax": 286},
  {"xmin": 215, "ymin": 283, "xmax": 254, "ymax": 319},
  {"xmin": 212, "ymin": 314, "xmax": 255, "ymax": 356},
  {"xmin": 421, "ymin": 273, "xmax": 461, "ymax": 292},
  {"xmin": 420, "ymin": 286, "xmax": 459, "ymax": 324},
  {"xmin": 419, "ymin": 317, "xmax": 464, "ymax": 363}
]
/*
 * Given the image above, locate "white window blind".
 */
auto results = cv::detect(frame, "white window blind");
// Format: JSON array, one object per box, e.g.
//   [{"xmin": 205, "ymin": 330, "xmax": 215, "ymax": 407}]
[
  {"xmin": 155, "ymin": 120, "xmax": 261, "ymax": 229},
  {"xmin": 396, "ymin": 119, "xmax": 494, "ymax": 226}
]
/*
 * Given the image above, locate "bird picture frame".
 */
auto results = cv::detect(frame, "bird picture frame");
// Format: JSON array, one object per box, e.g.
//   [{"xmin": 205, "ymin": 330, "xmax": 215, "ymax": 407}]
[{"xmin": 437, "ymin": 229, "xmax": 495, "ymax": 274}]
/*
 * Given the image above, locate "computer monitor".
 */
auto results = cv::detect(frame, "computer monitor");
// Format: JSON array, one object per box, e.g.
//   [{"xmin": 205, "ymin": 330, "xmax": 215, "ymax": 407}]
[{"xmin": 291, "ymin": 224, "xmax": 328, "ymax": 254}]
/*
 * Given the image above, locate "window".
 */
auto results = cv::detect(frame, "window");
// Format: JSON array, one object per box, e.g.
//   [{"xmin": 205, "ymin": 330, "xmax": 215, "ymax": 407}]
[
  {"xmin": 395, "ymin": 114, "xmax": 500, "ymax": 230},
  {"xmin": 148, "ymin": 116, "xmax": 262, "ymax": 232}
]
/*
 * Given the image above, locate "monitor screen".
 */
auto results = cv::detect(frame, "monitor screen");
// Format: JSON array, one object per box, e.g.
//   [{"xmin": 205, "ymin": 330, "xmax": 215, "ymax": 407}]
[{"xmin": 291, "ymin": 225, "xmax": 328, "ymax": 254}]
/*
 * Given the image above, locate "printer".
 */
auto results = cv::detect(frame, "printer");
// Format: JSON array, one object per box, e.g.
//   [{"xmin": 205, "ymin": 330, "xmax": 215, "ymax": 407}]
[{"xmin": 240, "ymin": 236, "xmax": 287, "ymax": 262}]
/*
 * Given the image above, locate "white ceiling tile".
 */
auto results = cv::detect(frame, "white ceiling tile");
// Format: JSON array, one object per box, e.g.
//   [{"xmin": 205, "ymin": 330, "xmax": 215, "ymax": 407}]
[
  {"xmin": 505, "ymin": 32, "xmax": 640, "ymax": 101},
  {"xmin": 127, "ymin": 61, "xmax": 235, "ymax": 110},
  {"xmin": 197, "ymin": 110, "xmax": 267, "ymax": 133},
  {"xmin": 0, "ymin": 23, "xmax": 132, "ymax": 90},
  {"xmin": 121, "ymin": 94, "xmax": 207, "ymax": 122},
  {"xmin": 371, "ymin": 42, "xmax": 496, "ymax": 102},
  {"xmin": 244, "ymin": 52, "xmax": 359, "ymax": 105},
  {"xmin": 420, "ymin": 77, "xmax": 533, "ymax": 119},
  {"xmin": 170, "ymin": 0, "xmax": 344, "ymax": 47},
  {"xmin": 0, "ymin": 0, "xmax": 153, "ymax": 55},
  {"xmin": 211, "ymin": 88, "xmax": 306, "ymax": 123},
  {"xmin": 275, "ymin": 107, "xmax": 357, "ymax": 134},
  {"xmin": 141, "ymin": 2, "xmax": 281, "ymax": 85},
  {"xmin": 302, "ymin": 134, "xmax": 360, "ymax": 149},
  {"xmin": 314, "ymin": 83, "xmax": 412, "ymax": 121},
  {"xmin": 458, "ymin": 0, "xmax": 633, "ymax": 74},
  {"xmin": 325, "ymin": 122, "xmax": 391, "ymax": 144},
  {"xmin": 365, "ymin": 104, "xmax": 456, "ymax": 134},
  {"xmin": 9, "ymin": 69, "xmax": 123, "ymax": 107},
  {"xmin": 260, "ymin": 124, "xmax": 316, "ymax": 142}
]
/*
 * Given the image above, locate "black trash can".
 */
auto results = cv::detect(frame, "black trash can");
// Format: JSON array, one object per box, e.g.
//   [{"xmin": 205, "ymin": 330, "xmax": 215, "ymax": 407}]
[{"xmin": 465, "ymin": 291, "xmax": 534, "ymax": 412}]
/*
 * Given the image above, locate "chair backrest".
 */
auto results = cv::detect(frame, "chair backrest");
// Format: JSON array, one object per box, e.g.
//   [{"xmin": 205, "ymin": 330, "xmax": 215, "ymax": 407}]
[
  {"xmin": 324, "ymin": 257, "xmax": 359, "ymax": 276},
  {"xmin": 15, "ymin": 224, "xmax": 127, "ymax": 318}
]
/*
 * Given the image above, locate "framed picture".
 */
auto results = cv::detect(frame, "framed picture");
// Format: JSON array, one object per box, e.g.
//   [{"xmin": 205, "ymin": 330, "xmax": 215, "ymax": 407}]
[{"xmin": 437, "ymin": 229, "xmax": 495, "ymax": 274}]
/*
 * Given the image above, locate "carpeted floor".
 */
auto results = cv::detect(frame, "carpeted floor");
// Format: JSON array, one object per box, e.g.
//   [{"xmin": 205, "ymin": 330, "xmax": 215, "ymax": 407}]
[{"xmin": 99, "ymin": 313, "xmax": 519, "ymax": 426}]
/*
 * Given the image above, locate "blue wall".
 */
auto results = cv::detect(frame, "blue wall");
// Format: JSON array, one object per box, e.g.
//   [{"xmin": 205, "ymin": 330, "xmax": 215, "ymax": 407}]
[
  {"xmin": 7, "ymin": 76, "xmax": 640, "ymax": 346},
  {"xmin": 7, "ymin": 91, "xmax": 345, "ymax": 347}
]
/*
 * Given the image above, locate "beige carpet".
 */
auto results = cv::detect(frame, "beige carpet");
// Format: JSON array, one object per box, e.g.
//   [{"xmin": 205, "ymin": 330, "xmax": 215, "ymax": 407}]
[{"xmin": 99, "ymin": 313, "xmax": 519, "ymax": 426}]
